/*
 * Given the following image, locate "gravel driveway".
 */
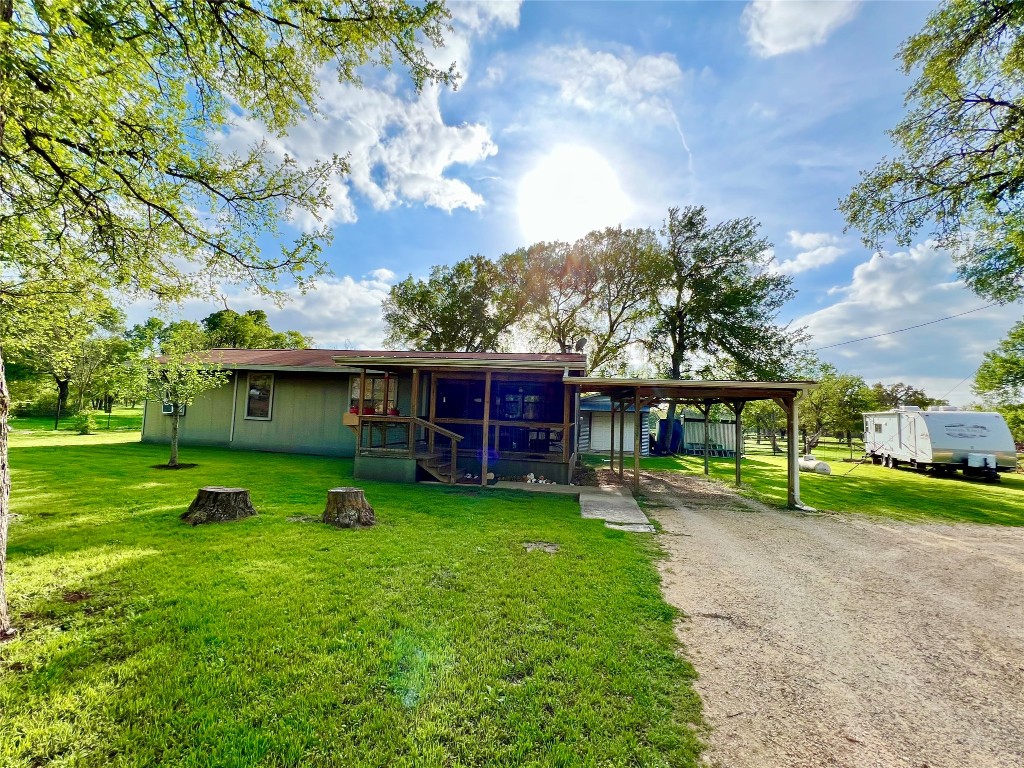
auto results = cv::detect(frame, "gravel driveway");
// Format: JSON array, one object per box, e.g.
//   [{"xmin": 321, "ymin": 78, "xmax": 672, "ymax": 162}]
[{"xmin": 642, "ymin": 471, "xmax": 1024, "ymax": 768}]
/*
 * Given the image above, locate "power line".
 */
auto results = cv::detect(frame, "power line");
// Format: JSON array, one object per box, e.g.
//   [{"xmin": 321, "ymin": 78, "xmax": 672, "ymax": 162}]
[
  {"xmin": 940, "ymin": 374, "xmax": 974, "ymax": 400},
  {"xmin": 810, "ymin": 303, "xmax": 1000, "ymax": 351}
]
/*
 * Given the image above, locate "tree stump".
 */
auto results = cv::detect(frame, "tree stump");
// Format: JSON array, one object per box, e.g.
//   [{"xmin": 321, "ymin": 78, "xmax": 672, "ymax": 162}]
[
  {"xmin": 323, "ymin": 487, "xmax": 375, "ymax": 528},
  {"xmin": 181, "ymin": 487, "xmax": 257, "ymax": 526}
]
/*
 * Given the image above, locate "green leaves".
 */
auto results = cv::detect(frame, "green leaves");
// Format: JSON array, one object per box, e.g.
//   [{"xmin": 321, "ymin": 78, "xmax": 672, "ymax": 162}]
[
  {"xmin": 841, "ymin": 0, "xmax": 1024, "ymax": 302},
  {"xmin": 653, "ymin": 206, "xmax": 804, "ymax": 380},
  {"xmin": 1, "ymin": 0, "xmax": 455, "ymax": 307}
]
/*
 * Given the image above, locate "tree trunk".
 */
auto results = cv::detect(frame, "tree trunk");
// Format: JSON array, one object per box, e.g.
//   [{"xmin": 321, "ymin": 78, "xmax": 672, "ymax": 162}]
[
  {"xmin": 181, "ymin": 487, "xmax": 257, "ymax": 525},
  {"xmin": 169, "ymin": 406, "xmax": 180, "ymax": 467},
  {"xmin": 770, "ymin": 430, "xmax": 780, "ymax": 455},
  {"xmin": 323, "ymin": 487, "xmax": 376, "ymax": 528},
  {"xmin": 0, "ymin": 345, "xmax": 14, "ymax": 638},
  {"xmin": 54, "ymin": 377, "xmax": 69, "ymax": 429}
]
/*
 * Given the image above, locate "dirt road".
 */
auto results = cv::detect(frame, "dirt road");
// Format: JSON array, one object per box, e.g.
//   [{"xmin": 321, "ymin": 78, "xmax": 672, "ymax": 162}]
[{"xmin": 644, "ymin": 472, "xmax": 1024, "ymax": 768}]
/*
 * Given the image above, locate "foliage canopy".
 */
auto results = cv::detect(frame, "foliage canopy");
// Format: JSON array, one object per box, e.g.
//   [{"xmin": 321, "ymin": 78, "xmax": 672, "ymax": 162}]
[{"xmin": 841, "ymin": 0, "xmax": 1024, "ymax": 302}]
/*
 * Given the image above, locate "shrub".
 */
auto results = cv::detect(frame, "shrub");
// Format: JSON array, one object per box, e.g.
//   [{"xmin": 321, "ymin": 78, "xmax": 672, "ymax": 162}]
[{"xmin": 74, "ymin": 410, "xmax": 97, "ymax": 435}]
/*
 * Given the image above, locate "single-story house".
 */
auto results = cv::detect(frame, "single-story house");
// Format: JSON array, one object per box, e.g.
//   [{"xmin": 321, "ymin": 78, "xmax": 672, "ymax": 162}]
[{"xmin": 142, "ymin": 349, "xmax": 587, "ymax": 485}]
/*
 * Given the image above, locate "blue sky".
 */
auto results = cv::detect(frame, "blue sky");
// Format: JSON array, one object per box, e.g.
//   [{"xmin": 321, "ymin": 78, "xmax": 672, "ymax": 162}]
[{"xmin": 144, "ymin": 0, "xmax": 1022, "ymax": 403}]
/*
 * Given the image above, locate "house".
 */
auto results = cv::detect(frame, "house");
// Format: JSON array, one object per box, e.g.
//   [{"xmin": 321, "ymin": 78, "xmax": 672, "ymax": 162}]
[
  {"xmin": 142, "ymin": 349, "xmax": 587, "ymax": 485},
  {"xmin": 143, "ymin": 349, "xmax": 816, "ymax": 507}
]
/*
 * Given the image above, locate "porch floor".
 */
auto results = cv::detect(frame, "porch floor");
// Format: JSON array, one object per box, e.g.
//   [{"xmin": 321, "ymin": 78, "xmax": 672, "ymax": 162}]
[{"xmin": 492, "ymin": 481, "xmax": 655, "ymax": 533}]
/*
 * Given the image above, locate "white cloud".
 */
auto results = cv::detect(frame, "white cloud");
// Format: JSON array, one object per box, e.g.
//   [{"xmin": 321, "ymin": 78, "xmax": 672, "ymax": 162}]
[
  {"xmin": 743, "ymin": 1, "xmax": 860, "ymax": 58},
  {"xmin": 219, "ymin": 79, "xmax": 498, "ymax": 229},
  {"xmin": 796, "ymin": 242, "xmax": 1020, "ymax": 404},
  {"xmin": 429, "ymin": 1, "xmax": 522, "ymax": 79},
  {"xmin": 124, "ymin": 270, "xmax": 397, "ymax": 349},
  {"xmin": 773, "ymin": 230, "xmax": 847, "ymax": 274},
  {"xmin": 536, "ymin": 46, "xmax": 685, "ymax": 123}
]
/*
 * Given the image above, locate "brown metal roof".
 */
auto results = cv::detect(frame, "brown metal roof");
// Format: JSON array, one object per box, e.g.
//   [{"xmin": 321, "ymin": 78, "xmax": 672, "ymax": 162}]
[
  {"xmin": 177, "ymin": 348, "xmax": 587, "ymax": 373},
  {"xmin": 332, "ymin": 350, "xmax": 587, "ymax": 372}
]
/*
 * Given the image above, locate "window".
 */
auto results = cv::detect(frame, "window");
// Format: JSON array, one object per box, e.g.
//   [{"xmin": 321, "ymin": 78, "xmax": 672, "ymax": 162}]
[
  {"xmin": 350, "ymin": 376, "xmax": 397, "ymax": 415},
  {"xmin": 246, "ymin": 372, "xmax": 274, "ymax": 420},
  {"xmin": 874, "ymin": 423, "xmax": 882, "ymax": 433},
  {"xmin": 161, "ymin": 402, "xmax": 186, "ymax": 416}
]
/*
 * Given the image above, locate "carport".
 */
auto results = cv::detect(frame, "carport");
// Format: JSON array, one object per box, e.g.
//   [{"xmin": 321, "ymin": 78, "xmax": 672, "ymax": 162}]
[{"xmin": 569, "ymin": 378, "xmax": 816, "ymax": 508}]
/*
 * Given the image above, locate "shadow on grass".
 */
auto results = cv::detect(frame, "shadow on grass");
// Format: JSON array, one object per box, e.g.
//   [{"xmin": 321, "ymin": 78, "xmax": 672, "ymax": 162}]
[{"xmin": 2, "ymin": 440, "xmax": 703, "ymax": 767}]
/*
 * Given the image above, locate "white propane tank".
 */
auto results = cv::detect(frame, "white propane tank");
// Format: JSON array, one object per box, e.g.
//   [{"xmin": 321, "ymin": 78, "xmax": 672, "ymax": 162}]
[{"xmin": 798, "ymin": 455, "xmax": 831, "ymax": 475}]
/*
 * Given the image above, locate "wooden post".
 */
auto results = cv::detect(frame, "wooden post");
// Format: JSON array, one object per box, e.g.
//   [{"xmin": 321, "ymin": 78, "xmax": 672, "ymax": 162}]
[
  {"xmin": 610, "ymin": 398, "xmax": 616, "ymax": 477},
  {"xmin": 702, "ymin": 401, "xmax": 710, "ymax": 476},
  {"xmin": 775, "ymin": 396, "xmax": 800, "ymax": 508},
  {"xmin": 450, "ymin": 436, "xmax": 457, "ymax": 484},
  {"xmin": 633, "ymin": 393, "xmax": 641, "ymax": 494},
  {"xmin": 561, "ymin": 384, "xmax": 571, "ymax": 463},
  {"xmin": 481, "ymin": 371, "xmax": 492, "ymax": 486},
  {"xmin": 428, "ymin": 374, "xmax": 438, "ymax": 453},
  {"xmin": 382, "ymin": 373, "xmax": 390, "ymax": 415},
  {"xmin": 618, "ymin": 398, "xmax": 625, "ymax": 480},
  {"xmin": 358, "ymin": 367, "xmax": 367, "ymax": 452},
  {"xmin": 409, "ymin": 368, "xmax": 419, "ymax": 453},
  {"xmin": 732, "ymin": 401, "xmax": 745, "ymax": 488}
]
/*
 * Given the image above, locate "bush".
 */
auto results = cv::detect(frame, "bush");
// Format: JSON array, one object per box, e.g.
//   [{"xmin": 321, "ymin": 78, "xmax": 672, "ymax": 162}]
[{"xmin": 73, "ymin": 410, "xmax": 97, "ymax": 435}]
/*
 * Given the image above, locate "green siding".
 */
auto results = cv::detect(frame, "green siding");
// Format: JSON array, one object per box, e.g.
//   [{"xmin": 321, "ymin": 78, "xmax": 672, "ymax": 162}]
[
  {"xmin": 143, "ymin": 371, "xmax": 355, "ymax": 458},
  {"xmin": 141, "ymin": 377, "xmax": 233, "ymax": 446},
  {"xmin": 232, "ymin": 372, "xmax": 354, "ymax": 457}
]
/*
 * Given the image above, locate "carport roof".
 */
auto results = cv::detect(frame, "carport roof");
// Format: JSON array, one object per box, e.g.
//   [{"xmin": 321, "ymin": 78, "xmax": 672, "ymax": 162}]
[{"xmin": 568, "ymin": 377, "xmax": 816, "ymax": 403}]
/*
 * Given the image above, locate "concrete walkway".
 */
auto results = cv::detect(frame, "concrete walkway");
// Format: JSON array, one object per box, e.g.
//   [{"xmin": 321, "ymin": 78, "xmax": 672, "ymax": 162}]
[{"xmin": 492, "ymin": 481, "xmax": 655, "ymax": 533}]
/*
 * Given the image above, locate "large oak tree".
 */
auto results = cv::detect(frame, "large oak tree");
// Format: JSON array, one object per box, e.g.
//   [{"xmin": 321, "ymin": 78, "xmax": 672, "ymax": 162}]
[
  {"xmin": 841, "ymin": 0, "xmax": 1024, "ymax": 302},
  {"xmin": 0, "ymin": 0, "xmax": 455, "ymax": 637}
]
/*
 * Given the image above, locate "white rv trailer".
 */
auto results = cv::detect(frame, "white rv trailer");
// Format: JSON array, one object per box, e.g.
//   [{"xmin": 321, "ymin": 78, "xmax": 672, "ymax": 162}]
[{"xmin": 862, "ymin": 406, "xmax": 1017, "ymax": 479}]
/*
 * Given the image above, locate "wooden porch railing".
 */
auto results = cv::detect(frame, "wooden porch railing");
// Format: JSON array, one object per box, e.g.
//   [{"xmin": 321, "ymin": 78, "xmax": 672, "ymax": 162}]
[{"xmin": 357, "ymin": 415, "xmax": 464, "ymax": 483}]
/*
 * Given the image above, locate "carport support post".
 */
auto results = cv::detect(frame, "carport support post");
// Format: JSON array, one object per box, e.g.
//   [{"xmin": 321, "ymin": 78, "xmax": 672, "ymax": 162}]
[
  {"xmin": 633, "ymin": 392, "xmax": 641, "ymax": 494},
  {"xmin": 610, "ymin": 400, "xmax": 616, "ymax": 478},
  {"xmin": 701, "ymin": 401, "xmax": 711, "ymax": 476},
  {"xmin": 618, "ymin": 398, "xmax": 626, "ymax": 480},
  {"xmin": 732, "ymin": 401, "xmax": 745, "ymax": 488},
  {"xmin": 776, "ymin": 395, "xmax": 801, "ymax": 508}
]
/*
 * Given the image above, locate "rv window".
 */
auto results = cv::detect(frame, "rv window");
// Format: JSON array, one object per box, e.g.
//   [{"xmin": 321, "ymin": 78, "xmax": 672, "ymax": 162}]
[{"xmin": 874, "ymin": 423, "xmax": 882, "ymax": 433}]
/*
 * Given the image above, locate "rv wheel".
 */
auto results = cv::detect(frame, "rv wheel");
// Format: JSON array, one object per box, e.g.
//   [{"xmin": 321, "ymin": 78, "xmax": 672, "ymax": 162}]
[{"xmin": 882, "ymin": 455, "xmax": 891, "ymax": 468}]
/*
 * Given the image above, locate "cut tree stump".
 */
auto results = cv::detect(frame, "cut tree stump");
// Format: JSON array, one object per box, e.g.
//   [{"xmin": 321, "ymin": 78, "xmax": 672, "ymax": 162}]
[
  {"xmin": 323, "ymin": 487, "xmax": 376, "ymax": 528},
  {"xmin": 181, "ymin": 487, "xmax": 257, "ymax": 526}
]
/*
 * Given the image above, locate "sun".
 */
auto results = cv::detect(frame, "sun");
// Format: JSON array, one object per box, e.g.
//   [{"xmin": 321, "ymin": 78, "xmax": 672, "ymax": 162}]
[{"xmin": 516, "ymin": 145, "xmax": 633, "ymax": 244}]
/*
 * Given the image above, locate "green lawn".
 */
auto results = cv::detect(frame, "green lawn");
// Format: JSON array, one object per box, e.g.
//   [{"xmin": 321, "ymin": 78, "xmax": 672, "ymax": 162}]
[
  {"xmin": 10, "ymin": 406, "xmax": 144, "ymax": 433},
  {"xmin": 631, "ymin": 437, "xmax": 1024, "ymax": 526},
  {"xmin": 0, "ymin": 433, "xmax": 702, "ymax": 767}
]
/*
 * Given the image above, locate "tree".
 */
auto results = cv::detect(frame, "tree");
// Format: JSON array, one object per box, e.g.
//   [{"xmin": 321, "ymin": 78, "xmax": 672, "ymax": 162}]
[
  {"xmin": 650, "ymin": 206, "xmax": 806, "ymax": 452},
  {"xmin": 382, "ymin": 255, "xmax": 529, "ymax": 352},
  {"xmin": 798, "ymin": 363, "xmax": 872, "ymax": 449},
  {"xmin": 0, "ymin": 0, "xmax": 454, "ymax": 637},
  {"xmin": 145, "ymin": 349, "xmax": 229, "ymax": 468},
  {"xmin": 975, "ymin": 319, "xmax": 1024, "ymax": 403},
  {"xmin": 867, "ymin": 382, "xmax": 946, "ymax": 410},
  {"xmin": 841, "ymin": 0, "xmax": 1024, "ymax": 302},
  {"xmin": 520, "ymin": 228, "xmax": 662, "ymax": 374},
  {"xmin": 202, "ymin": 309, "xmax": 311, "ymax": 349}
]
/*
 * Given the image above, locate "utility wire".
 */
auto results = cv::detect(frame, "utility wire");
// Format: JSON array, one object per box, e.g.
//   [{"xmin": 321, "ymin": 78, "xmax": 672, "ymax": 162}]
[
  {"xmin": 810, "ymin": 303, "xmax": 999, "ymax": 351},
  {"xmin": 940, "ymin": 374, "xmax": 974, "ymax": 400}
]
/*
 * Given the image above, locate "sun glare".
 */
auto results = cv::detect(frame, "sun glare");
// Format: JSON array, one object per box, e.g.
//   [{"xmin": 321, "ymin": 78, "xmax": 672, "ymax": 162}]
[{"xmin": 516, "ymin": 145, "xmax": 633, "ymax": 244}]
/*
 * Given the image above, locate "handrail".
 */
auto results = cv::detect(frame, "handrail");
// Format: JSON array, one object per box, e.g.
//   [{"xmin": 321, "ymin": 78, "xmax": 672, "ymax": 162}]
[
  {"xmin": 357, "ymin": 414, "xmax": 463, "ymax": 442},
  {"xmin": 412, "ymin": 417, "xmax": 464, "ymax": 442}
]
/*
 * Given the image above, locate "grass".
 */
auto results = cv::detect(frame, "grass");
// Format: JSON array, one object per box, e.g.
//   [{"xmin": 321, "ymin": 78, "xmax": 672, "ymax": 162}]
[
  {"xmin": 624, "ymin": 437, "xmax": 1024, "ymax": 526},
  {"xmin": 10, "ymin": 406, "xmax": 143, "ymax": 433},
  {"xmin": 0, "ymin": 432, "xmax": 702, "ymax": 767}
]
